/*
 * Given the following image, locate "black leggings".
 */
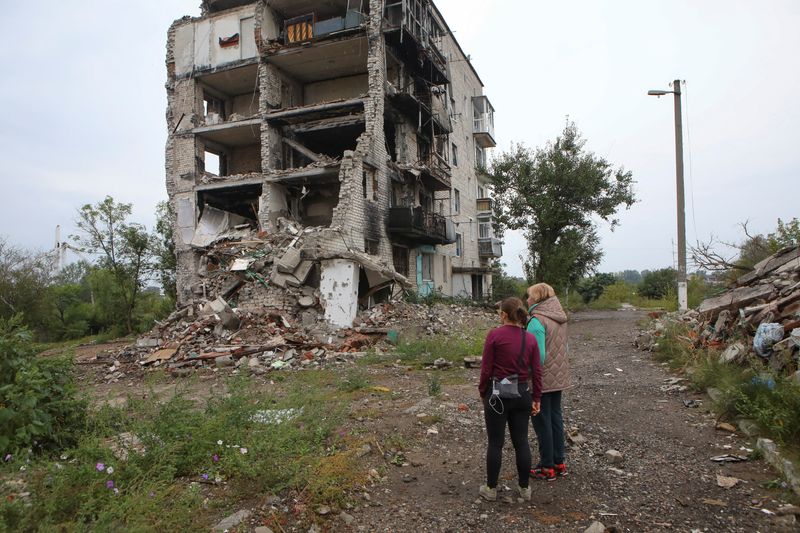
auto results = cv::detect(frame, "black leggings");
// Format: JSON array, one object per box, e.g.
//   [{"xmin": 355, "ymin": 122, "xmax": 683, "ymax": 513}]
[{"xmin": 483, "ymin": 384, "xmax": 532, "ymax": 489}]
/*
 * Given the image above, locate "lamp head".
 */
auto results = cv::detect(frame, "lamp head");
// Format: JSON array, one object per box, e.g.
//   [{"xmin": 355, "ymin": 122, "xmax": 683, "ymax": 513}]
[{"xmin": 648, "ymin": 89, "xmax": 671, "ymax": 96}]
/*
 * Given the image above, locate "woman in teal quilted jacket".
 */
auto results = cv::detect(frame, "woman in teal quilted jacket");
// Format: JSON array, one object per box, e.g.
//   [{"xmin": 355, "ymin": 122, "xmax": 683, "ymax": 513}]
[{"xmin": 526, "ymin": 283, "xmax": 570, "ymax": 481}]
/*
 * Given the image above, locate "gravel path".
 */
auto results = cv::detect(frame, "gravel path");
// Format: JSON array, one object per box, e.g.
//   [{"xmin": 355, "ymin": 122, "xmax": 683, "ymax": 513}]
[{"xmin": 347, "ymin": 310, "xmax": 799, "ymax": 532}]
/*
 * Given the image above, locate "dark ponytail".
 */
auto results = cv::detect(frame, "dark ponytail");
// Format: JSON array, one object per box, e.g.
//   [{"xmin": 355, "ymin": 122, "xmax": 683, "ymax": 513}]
[{"xmin": 500, "ymin": 297, "xmax": 528, "ymax": 327}]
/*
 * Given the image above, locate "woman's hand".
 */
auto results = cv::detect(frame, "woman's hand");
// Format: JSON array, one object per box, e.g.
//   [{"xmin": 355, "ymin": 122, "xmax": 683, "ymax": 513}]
[{"xmin": 531, "ymin": 401, "xmax": 541, "ymax": 416}]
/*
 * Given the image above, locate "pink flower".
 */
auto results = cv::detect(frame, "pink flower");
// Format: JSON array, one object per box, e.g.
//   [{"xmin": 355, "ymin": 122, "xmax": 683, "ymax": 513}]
[
  {"xmin": 212, "ymin": 454, "xmax": 220, "ymax": 463},
  {"xmin": 106, "ymin": 480, "xmax": 114, "ymax": 489},
  {"xmin": 96, "ymin": 463, "xmax": 105, "ymax": 472}
]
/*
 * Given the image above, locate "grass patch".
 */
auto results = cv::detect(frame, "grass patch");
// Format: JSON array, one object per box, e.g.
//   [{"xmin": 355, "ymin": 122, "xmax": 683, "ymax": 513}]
[
  {"xmin": 337, "ymin": 369, "xmax": 370, "ymax": 393},
  {"xmin": 427, "ymin": 375, "xmax": 442, "ymax": 397},
  {"xmin": 392, "ymin": 330, "xmax": 486, "ymax": 368},
  {"xmin": 0, "ymin": 372, "xmax": 362, "ymax": 531},
  {"xmin": 653, "ymin": 319, "xmax": 800, "ymax": 454}
]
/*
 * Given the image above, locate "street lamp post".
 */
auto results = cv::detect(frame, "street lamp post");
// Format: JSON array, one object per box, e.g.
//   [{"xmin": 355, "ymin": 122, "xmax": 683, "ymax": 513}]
[{"xmin": 648, "ymin": 79, "xmax": 688, "ymax": 311}]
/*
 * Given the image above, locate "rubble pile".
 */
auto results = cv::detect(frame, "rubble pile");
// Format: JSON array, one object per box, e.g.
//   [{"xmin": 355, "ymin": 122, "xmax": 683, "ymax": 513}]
[
  {"xmin": 637, "ymin": 245, "xmax": 800, "ymax": 379},
  {"xmin": 92, "ymin": 217, "xmax": 497, "ymax": 380}
]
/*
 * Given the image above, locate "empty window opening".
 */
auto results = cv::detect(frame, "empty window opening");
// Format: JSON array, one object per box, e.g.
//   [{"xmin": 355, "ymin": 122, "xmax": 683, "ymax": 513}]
[
  {"xmin": 198, "ymin": 183, "xmax": 262, "ymax": 222},
  {"xmin": 286, "ymin": 183, "xmax": 340, "ymax": 227},
  {"xmin": 384, "ymin": 120, "xmax": 398, "ymax": 161},
  {"xmin": 451, "ymin": 143, "xmax": 458, "ymax": 166},
  {"xmin": 204, "ymin": 150, "xmax": 225, "ymax": 176},
  {"xmin": 364, "ymin": 238, "xmax": 379, "ymax": 255},
  {"xmin": 452, "ymin": 188, "xmax": 460, "ymax": 214},
  {"xmin": 204, "ymin": 92, "xmax": 226, "ymax": 122},
  {"xmin": 393, "ymin": 246, "xmax": 409, "ymax": 277},
  {"xmin": 456, "ymin": 233, "xmax": 463, "ymax": 257}
]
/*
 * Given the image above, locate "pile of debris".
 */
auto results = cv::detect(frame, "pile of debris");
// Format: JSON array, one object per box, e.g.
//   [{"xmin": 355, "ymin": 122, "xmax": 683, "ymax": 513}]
[
  {"xmin": 84, "ymin": 213, "xmax": 498, "ymax": 380},
  {"xmin": 637, "ymin": 245, "xmax": 800, "ymax": 379},
  {"xmin": 101, "ymin": 299, "xmax": 495, "ymax": 380}
]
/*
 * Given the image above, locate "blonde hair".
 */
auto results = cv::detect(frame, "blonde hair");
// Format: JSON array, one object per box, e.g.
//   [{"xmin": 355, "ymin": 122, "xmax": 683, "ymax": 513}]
[{"xmin": 527, "ymin": 283, "xmax": 556, "ymax": 304}]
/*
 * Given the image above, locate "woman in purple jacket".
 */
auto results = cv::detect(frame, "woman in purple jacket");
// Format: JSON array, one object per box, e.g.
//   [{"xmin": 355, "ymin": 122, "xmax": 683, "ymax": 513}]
[{"xmin": 478, "ymin": 297, "xmax": 543, "ymax": 502}]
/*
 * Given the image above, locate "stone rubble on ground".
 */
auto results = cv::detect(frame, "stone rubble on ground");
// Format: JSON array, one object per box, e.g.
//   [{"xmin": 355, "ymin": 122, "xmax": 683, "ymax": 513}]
[
  {"xmin": 78, "ymin": 225, "xmax": 495, "ymax": 383},
  {"xmin": 636, "ymin": 244, "xmax": 800, "ymax": 377}
]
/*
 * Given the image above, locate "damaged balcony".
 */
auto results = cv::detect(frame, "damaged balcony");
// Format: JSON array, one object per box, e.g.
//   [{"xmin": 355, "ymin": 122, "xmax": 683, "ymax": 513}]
[
  {"xmin": 264, "ymin": 0, "xmax": 368, "ymax": 49},
  {"xmin": 473, "ymin": 95, "xmax": 496, "ymax": 148},
  {"xmin": 385, "ymin": 50, "xmax": 452, "ymax": 136},
  {"xmin": 383, "ymin": 0, "xmax": 448, "ymax": 85},
  {"xmin": 478, "ymin": 237, "xmax": 503, "ymax": 259},
  {"xmin": 388, "ymin": 207, "xmax": 455, "ymax": 245}
]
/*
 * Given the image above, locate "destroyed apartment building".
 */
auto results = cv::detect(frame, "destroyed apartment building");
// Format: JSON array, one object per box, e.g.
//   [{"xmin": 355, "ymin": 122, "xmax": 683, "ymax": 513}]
[{"xmin": 165, "ymin": 0, "xmax": 502, "ymax": 328}]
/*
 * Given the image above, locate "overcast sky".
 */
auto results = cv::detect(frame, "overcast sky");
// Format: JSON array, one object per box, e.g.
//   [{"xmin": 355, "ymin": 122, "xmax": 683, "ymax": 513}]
[{"xmin": 1, "ymin": 1, "xmax": 797, "ymax": 277}]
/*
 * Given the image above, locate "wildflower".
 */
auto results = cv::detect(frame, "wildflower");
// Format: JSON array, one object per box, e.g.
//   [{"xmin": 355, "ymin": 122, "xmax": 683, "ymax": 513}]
[
  {"xmin": 148, "ymin": 491, "xmax": 155, "ymax": 498},
  {"xmin": 212, "ymin": 454, "xmax": 220, "ymax": 463},
  {"xmin": 106, "ymin": 480, "xmax": 115, "ymax": 489},
  {"xmin": 113, "ymin": 488, "xmax": 119, "ymax": 495},
  {"xmin": 201, "ymin": 473, "xmax": 209, "ymax": 481},
  {"xmin": 214, "ymin": 475, "xmax": 222, "ymax": 483},
  {"xmin": 217, "ymin": 440, "xmax": 223, "ymax": 445},
  {"xmin": 106, "ymin": 466, "xmax": 115, "ymax": 475},
  {"xmin": 19, "ymin": 466, "xmax": 26, "ymax": 472},
  {"xmin": 240, "ymin": 447, "xmax": 248, "ymax": 455},
  {"xmin": 96, "ymin": 462, "xmax": 105, "ymax": 472},
  {"xmin": 4, "ymin": 454, "xmax": 11, "ymax": 462}
]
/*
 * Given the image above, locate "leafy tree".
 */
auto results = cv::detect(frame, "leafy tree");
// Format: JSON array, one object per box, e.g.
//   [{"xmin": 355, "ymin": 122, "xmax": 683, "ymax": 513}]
[
  {"xmin": 617, "ymin": 270, "xmax": 642, "ymax": 285},
  {"xmin": 768, "ymin": 217, "xmax": 800, "ymax": 249},
  {"xmin": 576, "ymin": 273, "xmax": 617, "ymax": 304},
  {"xmin": 489, "ymin": 121, "xmax": 635, "ymax": 290},
  {"xmin": 0, "ymin": 238, "xmax": 54, "ymax": 330},
  {"xmin": 489, "ymin": 263, "xmax": 528, "ymax": 301},
  {"xmin": 71, "ymin": 197, "xmax": 156, "ymax": 333},
  {"xmin": 639, "ymin": 268, "xmax": 677, "ymax": 299},
  {"xmin": 154, "ymin": 201, "xmax": 177, "ymax": 303}
]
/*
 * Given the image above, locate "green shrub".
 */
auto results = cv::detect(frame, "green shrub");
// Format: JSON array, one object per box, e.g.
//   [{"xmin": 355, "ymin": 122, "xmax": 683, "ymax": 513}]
[
  {"xmin": 0, "ymin": 374, "xmax": 355, "ymax": 530},
  {"xmin": 0, "ymin": 315, "xmax": 86, "ymax": 455}
]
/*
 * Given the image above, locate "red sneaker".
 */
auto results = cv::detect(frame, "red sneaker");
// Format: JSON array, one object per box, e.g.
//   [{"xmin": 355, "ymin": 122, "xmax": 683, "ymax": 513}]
[
  {"xmin": 530, "ymin": 467, "xmax": 556, "ymax": 482},
  {"xmin": 554, "ymin": 463, "xmax": 568, "ymax": 477}
]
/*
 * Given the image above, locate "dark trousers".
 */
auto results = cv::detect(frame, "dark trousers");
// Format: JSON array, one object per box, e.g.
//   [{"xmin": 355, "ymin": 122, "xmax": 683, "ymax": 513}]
[
  {"xmin": 532, "ymin": 390, "xmax": 565, "ymax": 468},
  {"xmin": 483, "ymin": 384, "xmax": 532, "ymax": 489}
]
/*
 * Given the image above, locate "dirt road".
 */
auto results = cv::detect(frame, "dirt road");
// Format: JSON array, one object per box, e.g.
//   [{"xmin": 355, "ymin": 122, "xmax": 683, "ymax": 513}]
[{"xmin": 348, "ymin": 310, "xmax": 798, "ymax": 532}]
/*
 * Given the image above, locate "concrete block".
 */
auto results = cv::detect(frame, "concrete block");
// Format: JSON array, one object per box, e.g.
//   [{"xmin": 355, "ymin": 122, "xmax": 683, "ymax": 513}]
[{"xmin": 276, "ymin": 247, "xmax": 302, "ymax": 274}]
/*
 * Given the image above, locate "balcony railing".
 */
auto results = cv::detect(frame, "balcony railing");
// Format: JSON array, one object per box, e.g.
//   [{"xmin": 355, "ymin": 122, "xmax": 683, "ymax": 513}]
[
  {"xmin": 478, "ymin": 238, "xmax": 503, "ymax": 258},
  {"xmin": 476, "ymin": 197, "xmax": 492, "ymax": 214},
  {"xmin": 388, "ymin": 207, "xmax": 454, "ymax": 245}
]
